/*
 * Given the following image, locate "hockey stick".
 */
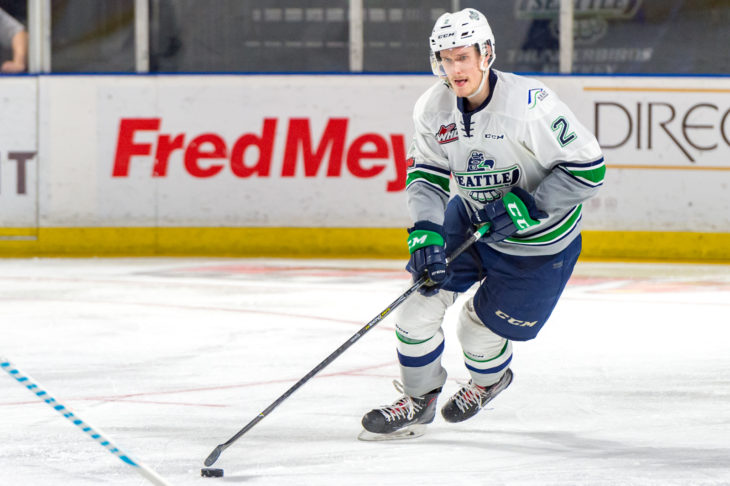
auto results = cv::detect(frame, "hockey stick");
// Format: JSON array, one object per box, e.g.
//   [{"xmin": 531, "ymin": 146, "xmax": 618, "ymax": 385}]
[
  {"xmin": 0, "ymin": 356, "xmax": 172, "ymax": 486},
  {"xmin": 204, "ymin": 223, "xmax": 491, "ymax": 467}
]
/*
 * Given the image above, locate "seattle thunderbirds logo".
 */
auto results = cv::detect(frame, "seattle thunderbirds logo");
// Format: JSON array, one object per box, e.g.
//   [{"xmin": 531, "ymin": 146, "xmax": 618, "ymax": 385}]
[
  {"xmin": 453, "ymin": 151, "xmax": 521, "ymax": 203},
  {"xmin": 528, "ymin": 88, "xmax": 548, "ymax": 109}
]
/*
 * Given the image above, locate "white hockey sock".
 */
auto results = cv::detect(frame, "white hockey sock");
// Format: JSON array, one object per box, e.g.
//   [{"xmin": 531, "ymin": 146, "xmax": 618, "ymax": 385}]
[
  {"xmin": 457, "ymin": 298, "xmax": 513, "ymax": 387},
  {"xmin": 392, "ymin": 290, "xmax": 455, "ymax": 397},
  {"xmin": 397, "ymin": 328, "xmax": 447, "ymax": 397}
]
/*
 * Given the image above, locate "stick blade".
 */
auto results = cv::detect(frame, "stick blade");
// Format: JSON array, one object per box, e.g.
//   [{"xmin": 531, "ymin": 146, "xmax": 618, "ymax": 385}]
[{"xmin": 204, "ymin": 445, "xmax": 223, "ymax": 467}]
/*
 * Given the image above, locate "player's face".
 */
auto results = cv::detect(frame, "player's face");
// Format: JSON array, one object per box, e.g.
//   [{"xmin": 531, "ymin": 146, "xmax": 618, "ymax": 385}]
[{"xmin": 438, "ymin": 46, "xmax": 485, "ymax": 98}]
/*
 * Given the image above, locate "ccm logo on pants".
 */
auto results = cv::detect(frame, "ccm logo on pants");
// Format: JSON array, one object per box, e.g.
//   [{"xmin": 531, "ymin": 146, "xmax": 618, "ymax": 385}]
[{"xmin": 495, "ymin": 310, "xmax": 537, "ymax": 328}]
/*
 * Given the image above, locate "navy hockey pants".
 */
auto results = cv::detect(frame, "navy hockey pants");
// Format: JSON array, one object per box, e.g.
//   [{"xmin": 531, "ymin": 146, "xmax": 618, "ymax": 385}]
[{"xmin": 441, "ymin": 196, "xmax": 581, "ymax": 341}]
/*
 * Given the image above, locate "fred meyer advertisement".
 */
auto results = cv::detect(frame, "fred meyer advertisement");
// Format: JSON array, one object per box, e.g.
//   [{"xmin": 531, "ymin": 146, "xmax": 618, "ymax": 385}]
[
  {"xmin": 39, "ymin": 74, "xmax": 730, "ymax": 232},
  {"xmin": 41, "ymin": 75, "xmax": 426, "ymax": 229}
]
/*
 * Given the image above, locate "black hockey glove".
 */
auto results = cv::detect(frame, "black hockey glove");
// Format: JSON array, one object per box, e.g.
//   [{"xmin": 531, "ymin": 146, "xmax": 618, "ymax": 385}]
[
  {"xmin": 405, "ymin": 221, "xmax": 447, "ymax": 296},
  {"xmin": 471, "ymin": 187, "xmax": 548, "ymax": 243}
]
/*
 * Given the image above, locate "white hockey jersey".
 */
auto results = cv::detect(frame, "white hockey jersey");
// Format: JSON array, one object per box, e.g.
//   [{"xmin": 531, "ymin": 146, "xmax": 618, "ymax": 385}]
[{"xmin": 406, "ymin": 70, "xmax": 605, "ymax": 256}]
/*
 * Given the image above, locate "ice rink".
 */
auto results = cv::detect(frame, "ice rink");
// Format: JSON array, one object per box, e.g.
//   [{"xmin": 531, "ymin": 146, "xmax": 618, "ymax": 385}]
[{"xmin": 1, "ymin": 257, "xmax": 729, "ymax": 486}]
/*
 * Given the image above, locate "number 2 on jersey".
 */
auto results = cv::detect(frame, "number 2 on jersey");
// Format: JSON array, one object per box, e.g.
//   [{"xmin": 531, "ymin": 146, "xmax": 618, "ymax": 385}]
[{"xmin": 551, "ymin": 116, "xmax": 577, "ymax": 146}]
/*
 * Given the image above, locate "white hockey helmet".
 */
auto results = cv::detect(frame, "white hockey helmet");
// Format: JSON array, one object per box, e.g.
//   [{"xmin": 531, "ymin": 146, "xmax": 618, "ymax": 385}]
[{"xmin": 429, "ymin": 8, "xmax": 495, "ymax": 78}]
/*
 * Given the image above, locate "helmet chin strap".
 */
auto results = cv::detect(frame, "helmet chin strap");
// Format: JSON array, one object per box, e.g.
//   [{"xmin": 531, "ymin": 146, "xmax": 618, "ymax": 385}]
[
  {"xmin": 465, "ymin": 53, "xmax": 490, "ymax": 100},
  {"xmin": 466, "ymin": 69, "xmax": 488, "ymax": 100}
]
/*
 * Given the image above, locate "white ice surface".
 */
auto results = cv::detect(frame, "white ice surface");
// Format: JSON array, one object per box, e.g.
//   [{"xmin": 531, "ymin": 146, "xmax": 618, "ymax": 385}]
[{"xmin": 1, "ymin": 258, "xmax": 729, "ymax": 485}]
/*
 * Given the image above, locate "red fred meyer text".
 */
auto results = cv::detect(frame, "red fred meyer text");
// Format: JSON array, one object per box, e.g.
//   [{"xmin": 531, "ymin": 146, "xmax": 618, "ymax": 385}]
[{"xmin": 112, "ymin": 118, "xmax": 408, "ymax": 192}]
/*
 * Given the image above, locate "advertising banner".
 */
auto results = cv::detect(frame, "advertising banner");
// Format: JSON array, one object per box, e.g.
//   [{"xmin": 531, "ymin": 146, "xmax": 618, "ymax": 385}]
[
  {"xmin": 37, "ymin": 74, "xmax": 730, "ymax": 235},
  {"xmin": 543, "ymin": 75, "xmax": 730, "ymax": 232},
  {"xmin": 40, "ymin": 75, "xmax": 435, "ymax": 228},
  {"xmin": 0, "ymin": 78, "xmax": 37, "ymax": 237}
]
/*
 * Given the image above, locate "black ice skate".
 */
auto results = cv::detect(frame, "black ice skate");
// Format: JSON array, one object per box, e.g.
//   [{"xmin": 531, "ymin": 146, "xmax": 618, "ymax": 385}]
[
  {"xmin": 441, "ymin": 368, "xmax": 513, "ymax": 423},
  {"xmin": 358, "ymin": 380, "xmax": 441, "ymax": 441}
]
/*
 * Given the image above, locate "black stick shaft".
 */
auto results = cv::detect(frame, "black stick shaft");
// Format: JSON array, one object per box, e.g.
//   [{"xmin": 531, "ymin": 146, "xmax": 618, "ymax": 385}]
[{"xmin": 204, "ymin": 224, "xmax": 489, "ymax": 467}]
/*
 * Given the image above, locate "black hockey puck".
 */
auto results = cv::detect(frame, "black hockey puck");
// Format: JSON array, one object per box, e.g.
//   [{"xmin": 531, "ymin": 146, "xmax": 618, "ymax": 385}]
[{"xmin": 201, "ymin": 467, "xmax": 224, "ymax": 478}]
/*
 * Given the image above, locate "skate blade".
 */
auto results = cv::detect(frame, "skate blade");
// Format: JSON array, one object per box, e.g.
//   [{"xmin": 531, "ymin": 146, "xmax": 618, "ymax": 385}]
[{"xmin": 357, "ymin": 424, "xmax": 426, "ymax": 442}]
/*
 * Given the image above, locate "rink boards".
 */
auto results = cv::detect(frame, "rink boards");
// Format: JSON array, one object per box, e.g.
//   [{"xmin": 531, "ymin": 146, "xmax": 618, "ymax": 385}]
[{"xmin": 0, "ymin": 74, "xmax": 729, "ymax": 261}]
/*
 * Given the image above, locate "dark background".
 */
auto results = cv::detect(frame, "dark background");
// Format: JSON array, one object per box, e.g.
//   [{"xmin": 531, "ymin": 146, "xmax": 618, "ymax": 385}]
[{"xmin": 1, "ymin": 0, "xmax": 728, "ymax": 74}]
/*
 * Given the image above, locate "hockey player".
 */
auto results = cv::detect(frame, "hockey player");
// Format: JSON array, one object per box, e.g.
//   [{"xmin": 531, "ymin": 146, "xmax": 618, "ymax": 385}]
[{"xmin": 360, "ymin": 8, "xmax": 604, "ymax": 440}]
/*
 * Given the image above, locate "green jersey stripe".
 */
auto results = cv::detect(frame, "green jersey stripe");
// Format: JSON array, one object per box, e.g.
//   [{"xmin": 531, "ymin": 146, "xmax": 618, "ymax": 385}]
[
  {"xmin": 567, "ymin": 164, "xmax": 605, "ymax": 184},
  {"xmin": 505, "ymin": 205, "xmax": 582, "ymax": 245},
  {"xmin": 406, "ymin": 170, "xmax": 451, "ymax": 193}
]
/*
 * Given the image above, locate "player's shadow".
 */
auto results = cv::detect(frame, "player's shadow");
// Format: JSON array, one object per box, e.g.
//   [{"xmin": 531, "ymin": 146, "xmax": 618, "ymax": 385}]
[
  {"xmin": 212, "ymin": 475, "xmax": 257, "ymax": 482},
  {"xmin": 435, "ymin": 428, "xmax": 729, "ymax": 469}
]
